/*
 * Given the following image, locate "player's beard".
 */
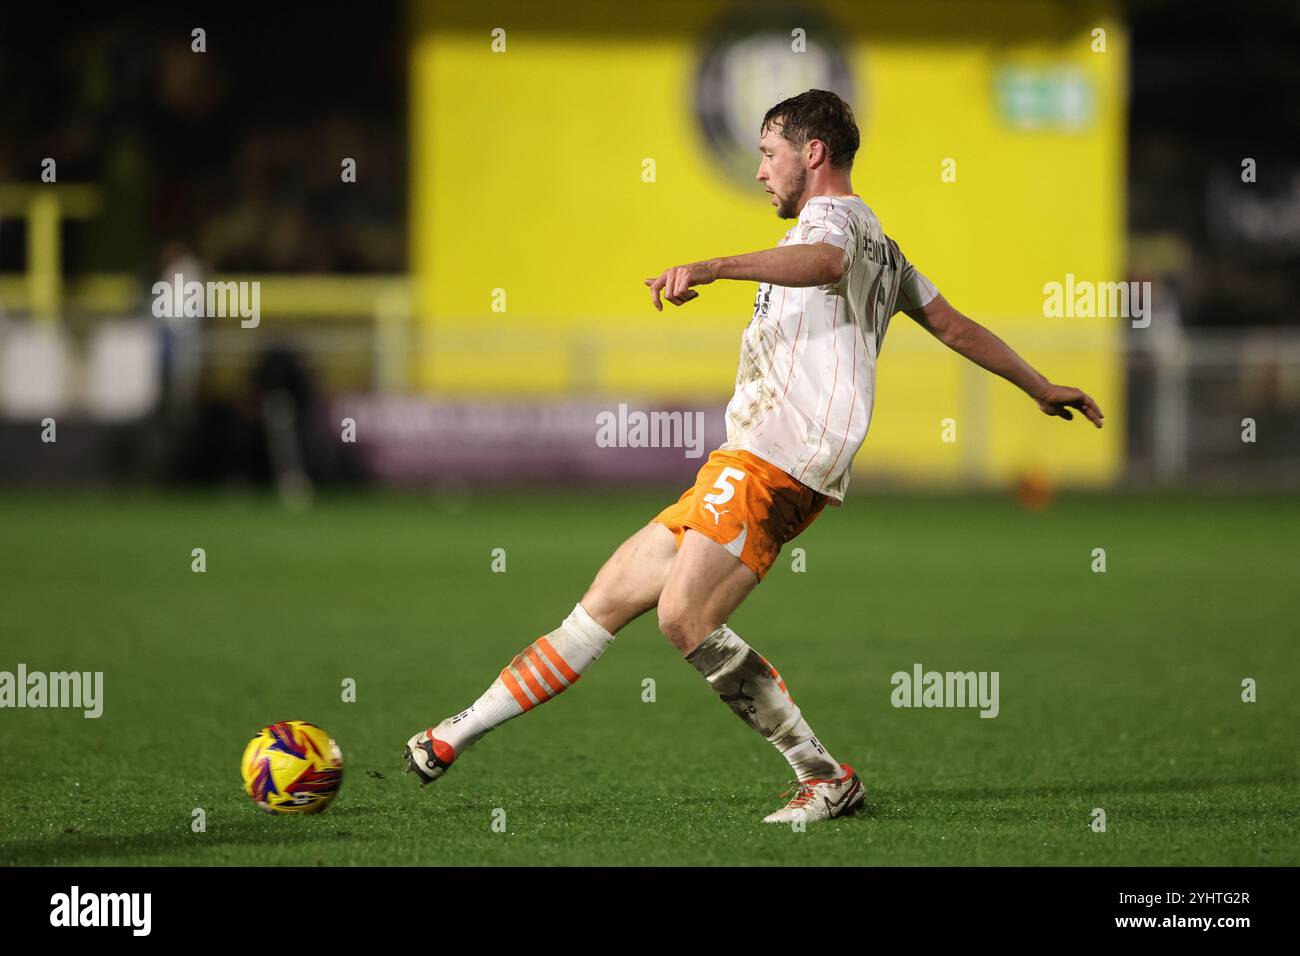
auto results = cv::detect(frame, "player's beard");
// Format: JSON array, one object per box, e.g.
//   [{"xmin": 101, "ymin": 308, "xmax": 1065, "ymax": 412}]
[{"xmin": 776, "ymin": 167, "xmax": 807, "ymax": 219}]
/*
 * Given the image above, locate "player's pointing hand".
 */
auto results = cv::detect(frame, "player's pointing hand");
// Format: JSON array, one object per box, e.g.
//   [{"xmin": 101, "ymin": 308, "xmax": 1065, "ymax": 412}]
[{"xmin": 645, "ymin": 259, "xmax": 720, "ymax": 311}]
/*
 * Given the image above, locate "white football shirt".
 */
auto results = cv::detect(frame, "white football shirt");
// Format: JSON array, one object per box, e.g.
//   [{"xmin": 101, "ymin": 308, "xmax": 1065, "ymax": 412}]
[{"xmin": 719, "ymin": 195, "xmax": 938, "ymax": 503}]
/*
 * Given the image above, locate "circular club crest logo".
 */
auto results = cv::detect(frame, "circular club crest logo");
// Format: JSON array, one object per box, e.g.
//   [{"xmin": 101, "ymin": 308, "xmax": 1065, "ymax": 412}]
[{"xmin": 694, "ymin": 9, "xmax": 858, "ymax": 191}]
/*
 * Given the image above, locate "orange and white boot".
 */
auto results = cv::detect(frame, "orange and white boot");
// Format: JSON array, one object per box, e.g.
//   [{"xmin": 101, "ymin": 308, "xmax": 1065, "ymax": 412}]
[{"xmin": 402, "ymin": 721, "xmax": 459, "ymax": 785}]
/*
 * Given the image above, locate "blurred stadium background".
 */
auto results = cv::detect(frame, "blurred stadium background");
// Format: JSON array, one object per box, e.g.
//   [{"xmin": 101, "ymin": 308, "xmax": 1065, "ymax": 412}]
[
  {"xmin": 3, "ymin": 0, "xmax": 1298, "ymax": 494},
  {"xmin": 3, "ymin": 0, "xmax": 1298, "ymax": 868}
]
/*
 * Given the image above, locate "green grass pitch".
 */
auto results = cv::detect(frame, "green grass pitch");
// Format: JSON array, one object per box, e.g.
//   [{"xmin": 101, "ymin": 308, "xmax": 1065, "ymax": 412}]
[{"xmin": 1, "ymin": 488, "xmax": 1296, "ymax": 866}]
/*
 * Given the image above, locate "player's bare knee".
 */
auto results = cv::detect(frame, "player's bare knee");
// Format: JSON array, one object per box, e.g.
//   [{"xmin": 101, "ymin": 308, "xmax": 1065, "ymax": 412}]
[
  {"xmin": 657, "ymin": 602, "xmax": 714, "ymax": 655},
  {"xmin": 656, "ymin": 610, "xmax": 690, "ymax": 653}
]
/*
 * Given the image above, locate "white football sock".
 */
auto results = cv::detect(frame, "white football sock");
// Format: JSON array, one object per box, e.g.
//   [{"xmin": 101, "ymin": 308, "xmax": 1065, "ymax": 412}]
[
  {"xmin": 436, "ymin": 602, "xmax": 614, "ymax": 755},
  {"xmin": 686, "ymin": 623, "xmax": 841, "ymax": 782}
]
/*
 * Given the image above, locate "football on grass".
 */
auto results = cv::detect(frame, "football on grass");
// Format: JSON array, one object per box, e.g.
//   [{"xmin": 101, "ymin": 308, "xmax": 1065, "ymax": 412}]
[{"xmin": 241, "ymin": 720, "xmax": 344, "ymax": 814}]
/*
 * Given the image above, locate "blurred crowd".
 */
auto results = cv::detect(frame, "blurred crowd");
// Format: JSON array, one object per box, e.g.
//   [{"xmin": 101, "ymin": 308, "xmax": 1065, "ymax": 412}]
[{"xmin": 0, "ymin": 6, "xmax": 404, "ymax": 275}]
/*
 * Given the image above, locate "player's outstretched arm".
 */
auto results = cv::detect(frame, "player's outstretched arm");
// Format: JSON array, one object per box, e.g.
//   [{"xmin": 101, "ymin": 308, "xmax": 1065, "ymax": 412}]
[
  {"xmin": 905, "ymin": 292, "xmax": 1104, "ymax": 428},
  {"xmin": 644, "ymin": 244, "xmax": 847, "ymax": 310}
]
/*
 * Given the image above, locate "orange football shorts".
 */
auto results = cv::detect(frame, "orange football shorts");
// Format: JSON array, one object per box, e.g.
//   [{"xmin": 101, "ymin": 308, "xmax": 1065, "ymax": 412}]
[{"xmin": 651, "ymin": 448, "xmax": 828, "ymax": 581}]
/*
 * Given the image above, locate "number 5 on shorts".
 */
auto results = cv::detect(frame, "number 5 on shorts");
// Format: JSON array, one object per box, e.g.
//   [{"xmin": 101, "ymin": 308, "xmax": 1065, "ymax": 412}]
[{"xmin": 703, "ymin": 467, "xmax": 746, "ymax": 506}]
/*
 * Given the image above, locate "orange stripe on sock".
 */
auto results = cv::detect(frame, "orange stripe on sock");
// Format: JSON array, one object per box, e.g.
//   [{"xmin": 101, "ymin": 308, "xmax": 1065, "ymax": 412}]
[
  {"xmin": 525, "ymin": 646, "xmax": 567, "ymax": 695},
  {"xmin": 512, "ymin": 653, "xmax": 550, "ymax": 703},
  {"xmin": 537, "ymin": 636, "xmax": 581, "ymax": 683},
  {"xmin": 499, "ymin": 667, "xmax": 535, "ymax": 711},
  {"xmin": 760, "ymin": 654, "xmax": 791, "ymax": 698}
]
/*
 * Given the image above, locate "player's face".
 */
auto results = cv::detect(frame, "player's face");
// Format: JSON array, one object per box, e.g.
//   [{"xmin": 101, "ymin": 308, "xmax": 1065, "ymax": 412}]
[{"xmin": 756, "ymin": 122, "xmax": 807, "ymax": 220}]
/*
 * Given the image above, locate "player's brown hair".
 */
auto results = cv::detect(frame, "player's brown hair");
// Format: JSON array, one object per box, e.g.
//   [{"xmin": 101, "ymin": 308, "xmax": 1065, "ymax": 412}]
[{"xmin": 761, "ymin": 89, "xmax": 860, "ymax": 169}]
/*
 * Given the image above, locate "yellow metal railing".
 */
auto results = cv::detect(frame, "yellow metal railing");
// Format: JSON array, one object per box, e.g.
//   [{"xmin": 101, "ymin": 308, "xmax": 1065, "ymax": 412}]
[
  {"xmin": 0, "ymin": 183, "xmax": 409, "ymax": 321},
  {"xmin": 0, "ymin": 184, "xmax": 102, "ymax": 321},
  {"xmin": 0, "ymin": 272, "xmax": 408, "ymax": 320}
]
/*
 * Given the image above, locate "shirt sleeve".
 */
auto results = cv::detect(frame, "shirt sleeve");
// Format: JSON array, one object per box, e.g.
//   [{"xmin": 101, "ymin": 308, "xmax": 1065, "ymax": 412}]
[
  {"xmin": 795, "ymin": 198, "xmax": 858, "ymax": 275},
  {"xmin": 893, "ymin": 244, "xmax": 939, "ymax": 313}
]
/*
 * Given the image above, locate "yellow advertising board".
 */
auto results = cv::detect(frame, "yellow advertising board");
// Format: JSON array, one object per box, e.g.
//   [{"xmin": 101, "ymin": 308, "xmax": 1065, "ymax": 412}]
[{"xmin": 410, "ymin": 0, "xmax": 1125, "ymax": 485}]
